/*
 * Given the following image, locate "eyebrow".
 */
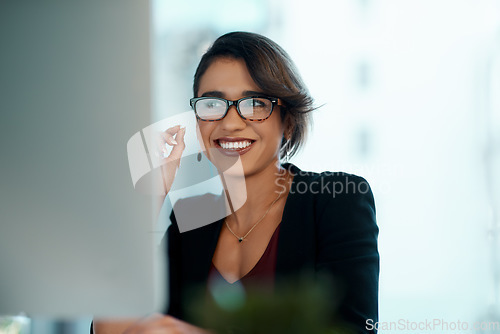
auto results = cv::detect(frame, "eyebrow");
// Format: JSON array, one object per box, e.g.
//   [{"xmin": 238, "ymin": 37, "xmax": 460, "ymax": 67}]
[
  {"xmin": 201, "ymin": 91, "xmax": 224, "ymax": 98},
  {"xmin": 200, "ymin": 90, "xmax": 267, "ymax": 98}
]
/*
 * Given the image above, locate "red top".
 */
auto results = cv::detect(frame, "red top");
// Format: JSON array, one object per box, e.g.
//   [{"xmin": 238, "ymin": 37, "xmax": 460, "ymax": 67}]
[{"xmin": 208, "ymin": 224, "xmax": 281, "ymax": 291}]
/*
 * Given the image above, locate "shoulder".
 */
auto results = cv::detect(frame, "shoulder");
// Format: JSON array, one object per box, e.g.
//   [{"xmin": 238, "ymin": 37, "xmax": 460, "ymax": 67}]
[
  {"xmin": 283, "ymin": 162, "xmax": 371, "ymax": 185},
  {"xmin": 283, "ymin": 163, "xmax": 375, "ymax": 213},
  {"xmin": 282, "ymin": 163, "xmax": 377, "ymax": 240}
]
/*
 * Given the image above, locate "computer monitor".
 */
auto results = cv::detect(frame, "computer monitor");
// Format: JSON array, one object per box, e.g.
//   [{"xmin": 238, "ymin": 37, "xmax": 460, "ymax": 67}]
[{"xmin": 0, "ymin": 0, "xmax": 163, "ymax": 317}]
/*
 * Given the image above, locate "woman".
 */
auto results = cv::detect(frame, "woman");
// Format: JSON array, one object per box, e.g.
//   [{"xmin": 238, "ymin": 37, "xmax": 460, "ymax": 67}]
[{"xmin": 95, "ymin": 31, "xmax": 379, "ymax": 333}]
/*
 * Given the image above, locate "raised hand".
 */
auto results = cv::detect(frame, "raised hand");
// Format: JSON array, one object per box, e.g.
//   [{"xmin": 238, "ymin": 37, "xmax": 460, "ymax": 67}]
[{"xmin": 156, "ymin": 125, "xmax": 186, "ymax": 195}]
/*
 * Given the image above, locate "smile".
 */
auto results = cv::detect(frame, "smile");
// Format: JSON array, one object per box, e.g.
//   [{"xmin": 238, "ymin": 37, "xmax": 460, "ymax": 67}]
[
  {"xmin": 214, "ymin": 137, "xmax": 255, "ymax": 155},
  {"xmin": 219, "ymin": 140, "xmax": 252, "ymax": 149}
]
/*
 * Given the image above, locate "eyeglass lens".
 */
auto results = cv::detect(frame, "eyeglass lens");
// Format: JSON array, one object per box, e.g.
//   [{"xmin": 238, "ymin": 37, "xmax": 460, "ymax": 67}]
[{"xmin": 195, "ymin": 97, "xmax": 273, "ymax": 120}]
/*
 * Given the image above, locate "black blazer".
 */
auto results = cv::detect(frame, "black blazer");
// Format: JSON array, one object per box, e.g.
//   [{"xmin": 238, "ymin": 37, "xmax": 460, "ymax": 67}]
[{"xmin": 165, "ymin": 164, "xmax": 379, "ymax": 333}]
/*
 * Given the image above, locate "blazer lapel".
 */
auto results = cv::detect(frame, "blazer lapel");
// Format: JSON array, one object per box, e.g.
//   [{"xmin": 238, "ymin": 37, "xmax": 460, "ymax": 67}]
[{"xmin": 182, "ymin": 218, "xmax": 223, "ymax": 287}]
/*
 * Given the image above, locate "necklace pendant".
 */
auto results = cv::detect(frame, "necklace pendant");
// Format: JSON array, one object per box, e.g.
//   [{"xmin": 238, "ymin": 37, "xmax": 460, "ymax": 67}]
[{"xmin": 238, "ymin": 238, "xmax": 243, "ymax": 243}]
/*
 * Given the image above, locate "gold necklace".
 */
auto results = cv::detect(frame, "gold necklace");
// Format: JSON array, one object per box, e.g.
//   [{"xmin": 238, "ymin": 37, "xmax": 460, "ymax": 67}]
[{"xmin": 225, "ymin": 190, "xmax": 283, "ymax": 243}]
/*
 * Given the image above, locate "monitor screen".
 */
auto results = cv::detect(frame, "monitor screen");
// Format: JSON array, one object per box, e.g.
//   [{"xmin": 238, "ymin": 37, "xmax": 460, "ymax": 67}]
[{"xmin": 0, "ymin": 0, "xmax": 163, "ymax": 317}]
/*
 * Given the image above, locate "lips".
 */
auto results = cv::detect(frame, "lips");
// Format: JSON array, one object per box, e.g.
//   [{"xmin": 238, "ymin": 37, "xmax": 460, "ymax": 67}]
[{"xmin": 214, "ymin": 137, "xmax": 256, "ymax": 156}]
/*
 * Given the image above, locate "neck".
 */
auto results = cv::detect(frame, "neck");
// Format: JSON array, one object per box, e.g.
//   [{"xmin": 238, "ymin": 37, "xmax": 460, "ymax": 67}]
[{"xmin": 220, "ymin": 159, "xmax": 291, "ymax": 228}]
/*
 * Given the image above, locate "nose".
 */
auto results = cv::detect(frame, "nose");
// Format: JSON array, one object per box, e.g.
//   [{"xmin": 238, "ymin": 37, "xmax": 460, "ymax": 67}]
[{"xmin": 220, "ymin": 104, "xmax": 246, "ymax": 131}]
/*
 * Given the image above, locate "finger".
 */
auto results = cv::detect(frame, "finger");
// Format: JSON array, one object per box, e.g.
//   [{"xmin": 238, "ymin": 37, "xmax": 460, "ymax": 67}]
[
  {"xmin": 154, "ymin": 315, "xmax": 185, "ymax": 330},
  {"xmin": 165, "ymin": 125, "xmax": 181, "ymax": 136},
  {"xmin": 132, "ymin": 314, "xmax": 178, "ymax": 333},
  {"xmin": 137, "ymin": 314, "xmax": 171, "ymax": 329},
  {"xmin": 174, "ymin": 126, "xmax": 186, "ymax": 145},
  {"xmin": 167, "ymin": 127, "xmax": 186, "ymax": 163},
  {"xmin": 161, "ymin": 131, "xmax": 177, "ymax": 146},
  {"xmin": 140, "ymin": 330, "xmax": 173, "ymax": 334}
]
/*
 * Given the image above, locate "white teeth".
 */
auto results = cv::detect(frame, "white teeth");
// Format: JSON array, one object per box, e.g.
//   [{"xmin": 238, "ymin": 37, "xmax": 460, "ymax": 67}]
[{"xmin": 219, "ymin": 140, "xmax": 252, "ymax": 150}]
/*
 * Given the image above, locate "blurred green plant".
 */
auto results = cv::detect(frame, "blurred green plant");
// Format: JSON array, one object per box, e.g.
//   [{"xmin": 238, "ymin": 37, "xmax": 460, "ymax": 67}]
[{"xmin": 188, "ymin": 274, "xmax": 355, "ymax": 334}]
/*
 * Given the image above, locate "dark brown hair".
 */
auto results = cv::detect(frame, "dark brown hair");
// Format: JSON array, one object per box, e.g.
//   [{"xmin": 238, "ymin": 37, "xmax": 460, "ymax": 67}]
[{"xmin": 193, "ymin": 31, "xmax": 314, "ymax": 160}]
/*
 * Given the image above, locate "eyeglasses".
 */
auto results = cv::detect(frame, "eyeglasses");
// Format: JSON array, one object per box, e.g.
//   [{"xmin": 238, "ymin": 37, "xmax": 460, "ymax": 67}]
[{"xmin": 190, "ymin": 96, "xmax": 279, "ymax": 122}]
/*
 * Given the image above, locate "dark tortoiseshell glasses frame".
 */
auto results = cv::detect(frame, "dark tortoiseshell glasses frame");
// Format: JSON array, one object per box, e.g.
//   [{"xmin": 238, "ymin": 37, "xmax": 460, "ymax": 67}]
[{"xmin": 189, "ymin": 96, "xmax": 279, "ymax": 122}]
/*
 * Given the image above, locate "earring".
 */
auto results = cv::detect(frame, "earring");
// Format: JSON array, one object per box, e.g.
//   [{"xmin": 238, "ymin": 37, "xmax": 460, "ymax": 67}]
[{"xmin": 197, "ymin": 151, "xmax": 202, "ymax": 162}]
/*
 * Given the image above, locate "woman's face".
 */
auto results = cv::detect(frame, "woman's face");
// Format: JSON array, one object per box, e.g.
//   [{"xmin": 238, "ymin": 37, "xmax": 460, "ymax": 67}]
[{"xmin": 196, "ymin": 57, "xmax": 284, "ymax": 176}]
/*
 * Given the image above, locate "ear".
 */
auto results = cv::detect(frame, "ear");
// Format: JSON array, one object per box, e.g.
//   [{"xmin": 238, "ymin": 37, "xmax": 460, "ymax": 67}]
[{"xmin": 283, "ymin": 115, "xmax": 293, "ymax": 141}]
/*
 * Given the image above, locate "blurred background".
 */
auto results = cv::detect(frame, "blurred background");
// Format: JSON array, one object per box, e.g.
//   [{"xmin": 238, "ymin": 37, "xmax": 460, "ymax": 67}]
[{"xmin": 1, "ymin": 0, "xmax": 500, "ymax": 333}]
